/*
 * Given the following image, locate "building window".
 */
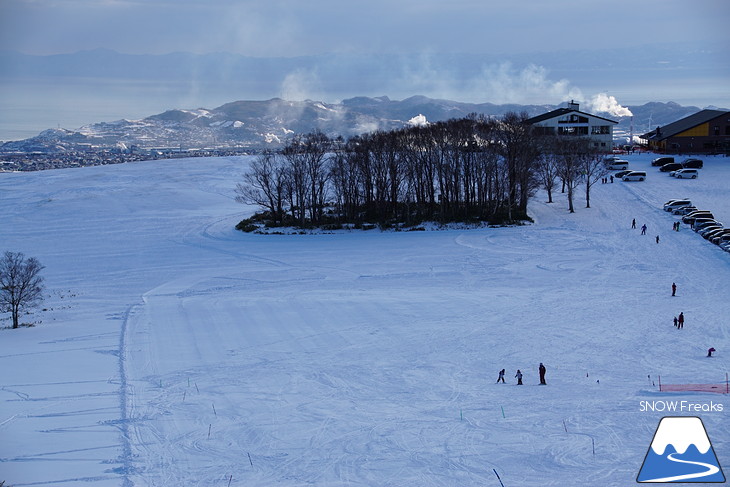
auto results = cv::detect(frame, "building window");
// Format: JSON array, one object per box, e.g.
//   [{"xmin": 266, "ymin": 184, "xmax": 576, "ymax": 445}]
[
  {"xmin": 591, "ymin": 126, "xmax": 611, "ymax": 135},
  {"xmin": 714, "ymin": 126, "xmax": 720, "ymax": 136},
  {"xmin": 559, "ymin": 126, "xmax": 588, "ymax": 136}
]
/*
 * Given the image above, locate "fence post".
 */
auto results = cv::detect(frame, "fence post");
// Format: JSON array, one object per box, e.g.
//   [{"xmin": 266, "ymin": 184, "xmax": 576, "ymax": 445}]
[{"xmin": 658, "ymin": 375, "xmax": 662, "ymax": 392}]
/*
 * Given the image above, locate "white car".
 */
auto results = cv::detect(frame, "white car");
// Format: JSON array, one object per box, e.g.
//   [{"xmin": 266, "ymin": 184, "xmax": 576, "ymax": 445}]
[
  {"xmin": 622, "ymin": 171, "xmax": 646, "ymax": 181},
  {"xmin": 670, "ymin": 168, "xmax": 699, "ymax": 179},
  {"xmin": 605, "ymin": 159, "xmax": 629, "ymax": 170},
  {"xmin": 663, "ymin": 199, "xmax": 692, "ymax": 212}
]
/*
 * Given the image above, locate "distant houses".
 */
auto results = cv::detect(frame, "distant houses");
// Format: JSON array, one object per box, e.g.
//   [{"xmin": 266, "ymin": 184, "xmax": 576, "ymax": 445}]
[
  {"xmin": 640, "ymin": 109, "xmax": 730, "ymax": 154},
  {"xmin": 524, "ymin": 101, "xmax": 617, "ymax": 151}
]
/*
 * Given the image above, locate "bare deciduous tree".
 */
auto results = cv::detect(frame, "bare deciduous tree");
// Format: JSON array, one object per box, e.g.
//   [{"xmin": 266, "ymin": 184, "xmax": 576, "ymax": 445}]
[
  {"xmin": 0, "ymin": 251, "xmax": 45, "ymax": 329},
  {"xmin": 235, "ymin": 152, "xmax": 288, "ymax": 224},
  {"xmin": 582, "ymin": 150, "xmax": 608, "ymax": 209}
]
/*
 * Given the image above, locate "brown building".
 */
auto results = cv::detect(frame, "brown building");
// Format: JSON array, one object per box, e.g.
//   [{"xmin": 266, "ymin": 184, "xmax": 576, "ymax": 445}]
[{"xmin": 640, "ymin": 109, "xmax": 730, "ymax": 154}]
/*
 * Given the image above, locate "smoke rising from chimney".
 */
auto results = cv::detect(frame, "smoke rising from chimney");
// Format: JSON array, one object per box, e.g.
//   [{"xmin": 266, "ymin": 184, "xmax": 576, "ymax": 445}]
[{"xmin": 586, "ymin": 93, "xmax": 633, "ymax": 117}]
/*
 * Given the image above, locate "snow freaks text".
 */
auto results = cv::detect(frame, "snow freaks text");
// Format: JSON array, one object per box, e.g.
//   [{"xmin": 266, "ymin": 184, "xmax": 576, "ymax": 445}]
[{"xmin": 639, "ymin": 401, "xmax": 724, "ymax": 413}]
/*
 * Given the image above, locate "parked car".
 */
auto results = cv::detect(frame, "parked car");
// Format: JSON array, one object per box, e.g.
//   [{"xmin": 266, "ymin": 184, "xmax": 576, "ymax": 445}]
[
  {"xmin": 706, "ymin": 228, "xmax": 730, "ymax": 242},
  {"xmin": 673, "ymin": 205, "xmax": 697, "ymax": 215},
  {"xmin": 671, "ymin": 168, "xmax": 699, "ymax": 179},
  {"xmin": 691, "ymin": 217, "xmax": 718, "ymax": 228},
  {"xmin": 606, "ymin": 159, "xmax": 629, "ymax": 170},
  {"xmin": 614, "ymin": 169, "xmax": 633, "ymax": 179},
  {"xmin": 681, "ymin": 158, "xmax": 704, "ymax": 168},
  {"xmin": 622, "ymin": 171, "xmax": 646, "ymax": 181},
  {"xmin": 711, "ymin": 231, "xmax": 730, "ymax": 245},
  {"xmin": 651, "ymin": 156, "xmax": 675, "ymax": 166},
  {"xmin": 699, "ymin": 226, "xmax": 724, "ymax": 239},
  {"xmin": 693, "ymin": 220, "xmax": 722, "ymax": 232},
  {"xmin": 717, "ymin": 235, "xmax": 730, "ymax": 248},
  {"xmin": 683, "ymin": 211, "xmax": 713, "ymax": 224},
  {"xmin": 660, "ymin": 163, "xmax": 684, "ymax": 172},
  {"xmin": 663, "ymin": 199, "xmax": 692, "ymax": 211}
]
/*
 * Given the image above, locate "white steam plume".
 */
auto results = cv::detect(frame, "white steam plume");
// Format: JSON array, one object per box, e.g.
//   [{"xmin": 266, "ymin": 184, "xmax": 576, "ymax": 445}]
[{"xmin": 586, "ymin": 93, "xmax": 633, "ymax": 117}]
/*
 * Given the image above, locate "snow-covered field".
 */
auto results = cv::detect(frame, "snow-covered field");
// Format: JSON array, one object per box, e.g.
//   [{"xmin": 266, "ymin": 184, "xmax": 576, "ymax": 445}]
[{"xmin": 1, "ymin": 153, "xmax": 728, "ymax": 486}]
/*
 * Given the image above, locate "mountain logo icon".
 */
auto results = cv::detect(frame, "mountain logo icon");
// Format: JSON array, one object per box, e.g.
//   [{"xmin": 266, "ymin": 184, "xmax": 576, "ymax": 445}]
[{"xmin": 637, "ymin": 416, "xmax": 726, "ymax": 483}]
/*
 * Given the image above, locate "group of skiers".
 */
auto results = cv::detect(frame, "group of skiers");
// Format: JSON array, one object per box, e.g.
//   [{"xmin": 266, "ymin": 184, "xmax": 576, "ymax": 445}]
[
  {"xmin": 669, "ymin": 283, "xmax": 716, "ymax": 357},
  {"xmin": 497, "ymin": 363, "xmax": 547, "ymax": 385},
  {"xmin": 631, "ymin": 219, "xmax": 660, "ymax": 243}
]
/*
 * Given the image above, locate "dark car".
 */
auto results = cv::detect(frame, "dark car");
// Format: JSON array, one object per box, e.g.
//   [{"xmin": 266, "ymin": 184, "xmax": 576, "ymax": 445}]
[
  {"xmin": 714, "ymin": 233, "xmax": 730, "ymax": 246},
  {"xmin": 682, "ymin": 211, "xmax": 713, "ymax": 224},
  {"xmin": 707, "ymin": 228, "xmax": 730, "ymax": 243},
  {"xmin": 651, "ymin": 157, "xmax": 675, "ymax": 166},
  {"xmin": 660, "ymin": 163, "xmax": 684, "ymax": 172},
  {"xmin": 681, "ymin": 158, "xmax": 703, "ymax": 169}
]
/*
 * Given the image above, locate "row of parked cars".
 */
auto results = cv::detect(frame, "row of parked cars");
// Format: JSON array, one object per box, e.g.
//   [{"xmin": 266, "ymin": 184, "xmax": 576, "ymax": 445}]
[
  {"xmin": 652, "ymin": 157, "xmax": 703, "ymax": 179},
  {"xmin": 604, "ymin": 156, "xmax": 646, "ymax": 181},
  {"xmin": 663, "ymin": 199, "xmax": 730, "ymax": 252}
]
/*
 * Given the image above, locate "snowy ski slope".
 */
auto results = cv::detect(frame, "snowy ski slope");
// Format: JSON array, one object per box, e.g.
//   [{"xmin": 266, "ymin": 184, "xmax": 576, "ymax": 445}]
[{"xmin": 1, "ymin": 153, "xmax": 728, "ymax": 486}]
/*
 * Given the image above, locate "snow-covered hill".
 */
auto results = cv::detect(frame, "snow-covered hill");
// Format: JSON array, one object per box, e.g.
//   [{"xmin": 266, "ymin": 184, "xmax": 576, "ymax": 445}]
[
  {"xmin": 0, "ymin": 97, "xmax": 714, "ymax": 152},
  {"xmin": 0, "ymin": 153, "xmax": 728, "ymax": 485}
]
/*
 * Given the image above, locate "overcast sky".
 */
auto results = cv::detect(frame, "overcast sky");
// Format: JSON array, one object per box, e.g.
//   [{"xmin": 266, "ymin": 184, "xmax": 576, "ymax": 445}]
[
  {"xmin": 1, "ymin": 0, "xmax": 729, "ymax": 139},
  {"xmin": 1, "ymin": 0, "xmax": 728, "ymax": 57}
]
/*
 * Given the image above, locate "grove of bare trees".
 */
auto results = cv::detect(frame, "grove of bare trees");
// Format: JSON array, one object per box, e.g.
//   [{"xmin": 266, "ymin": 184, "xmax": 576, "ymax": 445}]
[{"xmin": 236, "ymin": 112, "xmax": 607, "ymax": 230}]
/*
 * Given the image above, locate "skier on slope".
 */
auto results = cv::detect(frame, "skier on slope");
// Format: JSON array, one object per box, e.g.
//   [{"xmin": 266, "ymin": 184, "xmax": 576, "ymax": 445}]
[
  {"xmin": 539, "ymin": 363, "xmax": 546, "ymax": 385},
  {"xmin": 678, "ymin": 312, "xmax": 685, "ymax": 329},
  {"xmin": 497, "ymin": 369, "xmax": 505, "ymax": 383},
  {"xmin": 515, "ymin": 370, "xmax": 523, "ymax": 385}
]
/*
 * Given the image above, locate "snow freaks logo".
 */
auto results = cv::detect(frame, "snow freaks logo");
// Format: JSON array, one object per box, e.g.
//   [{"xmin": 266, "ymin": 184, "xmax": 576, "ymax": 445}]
[{"xmin": 637, "ymin": 416, "xmax": 726, "ymax": 483}]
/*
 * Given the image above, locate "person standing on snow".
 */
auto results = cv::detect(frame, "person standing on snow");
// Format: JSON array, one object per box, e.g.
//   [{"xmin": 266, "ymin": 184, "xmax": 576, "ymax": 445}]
[
  {"xmin": 673, "ymin": 316, "xmax": 678, "ymax": 328},
  {"xmin": 678, "ymin": 312, "xmax": 685, "ymax": 329},
  {"xmin": 515, "ymin": 370, "xmax": 523, "ymax": 385},
  {"xmin": 497, "ymin": 369, "xmax": 505, "ymax": 383},
  {"xmin": 672, "ymin": 282, "xmax": 677, "ymax": 296},
  {"xmin": 632, "ymin": 218, "xmax": 636, "ymax": 229},
  {"xmin": 641, "ymin": 224, "xmax": 647, "ymax": 235},
  {"xmin": 539, "ymin": 363, "xmax": 546, "ymax": 385}
]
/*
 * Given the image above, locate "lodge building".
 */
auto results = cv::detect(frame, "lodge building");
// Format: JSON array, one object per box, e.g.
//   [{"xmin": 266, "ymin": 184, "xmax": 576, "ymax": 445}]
[
  {"xmin": 524, "ymin": 101, "xmax": 617, "ymax": 151},
  {"xmin": 640, "ymin": 109, "xmax": 730, "ymax": 154}
]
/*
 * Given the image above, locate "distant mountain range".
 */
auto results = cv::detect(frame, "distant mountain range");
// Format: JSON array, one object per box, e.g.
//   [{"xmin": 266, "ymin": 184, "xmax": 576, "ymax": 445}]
[{"xmin": 0, "ymin": 96, "xmax": 721, "ymax": 153}]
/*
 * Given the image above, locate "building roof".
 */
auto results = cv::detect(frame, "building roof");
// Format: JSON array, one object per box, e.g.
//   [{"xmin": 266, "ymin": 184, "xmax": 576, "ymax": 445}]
[
  {"xmin": 525, "ymin": 107, "xmax": 618, "ymax": 125},
  {"xmin": 641, "ymin": 109, "xmax": 729, "ymax": 141}
]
